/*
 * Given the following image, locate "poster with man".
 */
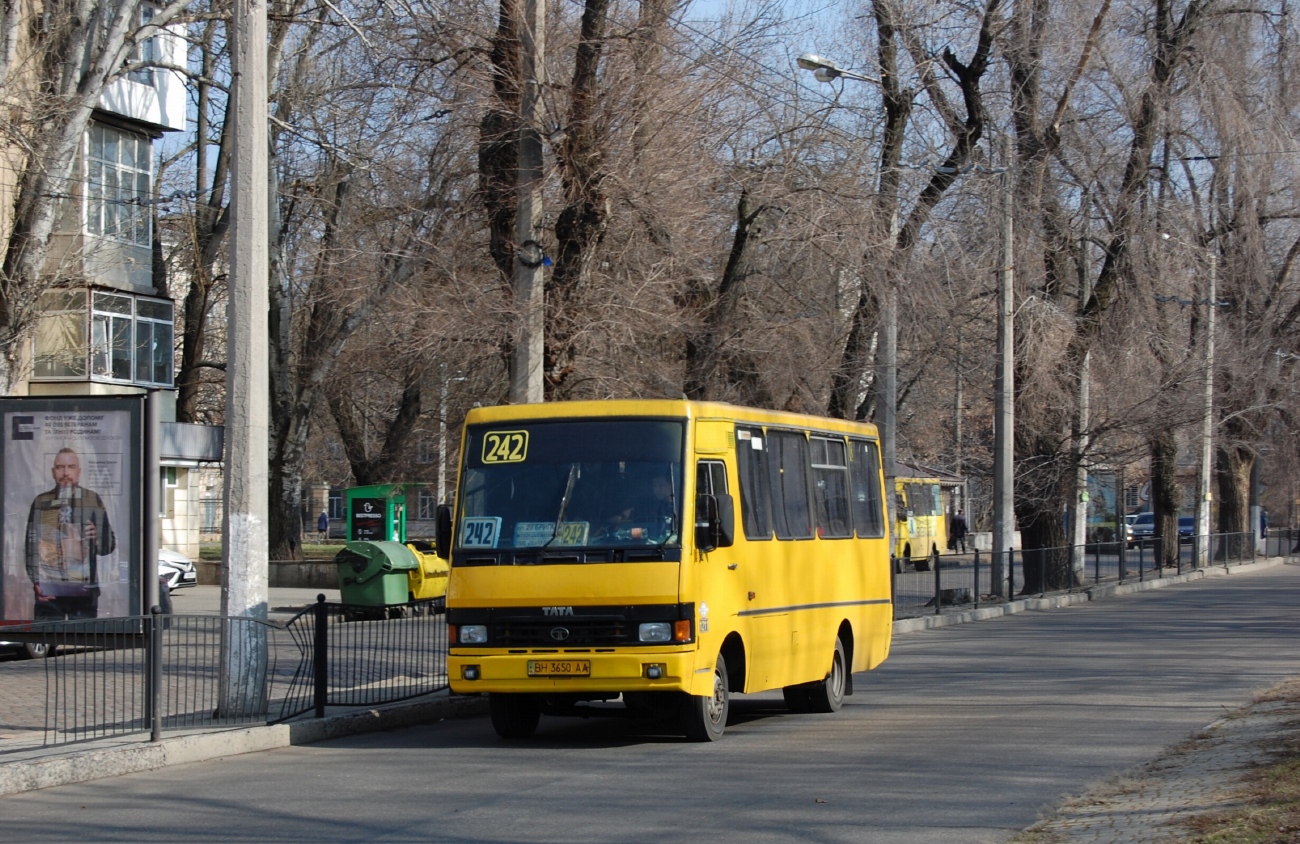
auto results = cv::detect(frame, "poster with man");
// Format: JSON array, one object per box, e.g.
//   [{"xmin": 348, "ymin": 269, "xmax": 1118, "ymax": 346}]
[{"xmin": 1, "ymin": 398, "xmax": 142, "ymax": 623}]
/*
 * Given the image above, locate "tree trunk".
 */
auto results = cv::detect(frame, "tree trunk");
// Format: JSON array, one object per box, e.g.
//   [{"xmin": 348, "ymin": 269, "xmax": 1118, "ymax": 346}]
[
  {"xmin": 1149, "ymin": 427, "xmax": 1180, "ymax": 569},
  {"xmin": 683, "ymin": 187, "xmax": 766, "ymax": 400},
  {"xmin": 545, "ymin": 0, "xmax": 612, "ymax": 398}
]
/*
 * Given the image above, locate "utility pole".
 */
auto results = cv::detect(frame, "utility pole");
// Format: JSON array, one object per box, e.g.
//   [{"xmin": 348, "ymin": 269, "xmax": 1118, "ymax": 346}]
[
  {"xmin": 992, "ymin": 138, "xmax": 1015, "ymax": 597},
  {"xmin": 1070, "ymin": 350, "xmax": 1091, "ymax": 580},
  {"xmin": 881, "ymin": 207, "xmax": 900, "ymax": 534},
  {"xmin": 220, "ymin": 0, "xmax": 269, "ymax": 717},
  {"xmin": 1195, "ymin": 251, "xmax": 1215, "ymax": 567},
  {"xmin": 509, "ymin": 0, "xmax": 546, "ymax": 404}
]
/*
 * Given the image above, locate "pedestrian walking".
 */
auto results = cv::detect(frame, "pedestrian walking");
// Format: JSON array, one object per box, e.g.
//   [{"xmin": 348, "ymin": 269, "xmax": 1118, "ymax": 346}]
[{"xmin": 950, "ymin": 509, "xmax": 969, "ymax": 553}]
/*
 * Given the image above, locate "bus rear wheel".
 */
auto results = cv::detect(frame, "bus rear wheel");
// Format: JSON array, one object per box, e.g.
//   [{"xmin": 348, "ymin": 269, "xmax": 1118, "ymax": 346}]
[
  {"xmin": 807, "ymin": 637, "xmax": 847, "ymax": 713},
  {"xmin": 489, "ymin": 693, "xmax": 541, "ymax": 739},
  {"xmin": 681, "ymin": 654, "xmax": 729, "ymax": 741}
]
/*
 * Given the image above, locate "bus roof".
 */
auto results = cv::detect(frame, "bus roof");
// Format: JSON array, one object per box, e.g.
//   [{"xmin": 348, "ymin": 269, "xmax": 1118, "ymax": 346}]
[{"xmin": 464, "ymin": 399, "xmax": 881, "ymax": 439}]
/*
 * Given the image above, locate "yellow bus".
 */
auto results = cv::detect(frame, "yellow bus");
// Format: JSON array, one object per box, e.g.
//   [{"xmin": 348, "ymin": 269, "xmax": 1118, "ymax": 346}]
[
  {"xmin": 438, "ymin": 399, "xmax": 893, "ymax": 741},
  {"xmin": 893, "ymin": 476, "xmax": 948, "ymax": 567}
]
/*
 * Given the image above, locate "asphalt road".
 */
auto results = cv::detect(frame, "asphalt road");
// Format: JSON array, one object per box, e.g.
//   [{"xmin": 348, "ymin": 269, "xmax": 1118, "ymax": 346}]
[{"xmin": 3, "ymin": 563, "xmax": 1298, "ymax": 844}]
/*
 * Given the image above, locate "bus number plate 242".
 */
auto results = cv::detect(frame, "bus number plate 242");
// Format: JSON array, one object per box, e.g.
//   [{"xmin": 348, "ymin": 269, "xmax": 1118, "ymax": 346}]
[{"xmin": 527, "ymin": 660, "xmax": 591, "ymax": 677}]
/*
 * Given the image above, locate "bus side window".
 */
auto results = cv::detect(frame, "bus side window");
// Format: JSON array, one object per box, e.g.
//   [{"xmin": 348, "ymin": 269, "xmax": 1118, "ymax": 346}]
[
  {"xmin": 810, "ymin": 436, "xmax": 852, "ymax": 538},
  {"xmin": 767, "ymin": 430, "xmax": 813, "ymax": 540},
  {"xmin": 849, "ymin": 440, "xmax": 886, "ymax": 538},
  {"xmin": 696, "ymin": 460, "xmax": 728, "ymax": 496},
  {"xmin": 735, "ymin": 426, "xmax": 773, "ymax": 540}
]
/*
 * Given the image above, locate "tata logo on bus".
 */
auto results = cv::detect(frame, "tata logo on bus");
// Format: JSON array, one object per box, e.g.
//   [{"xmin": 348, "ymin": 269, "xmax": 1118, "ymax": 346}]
[
  {"xmin": 482, "ymin": 430, "xmax": 528, "ymax": 464},
  {"xmin": 542, "ymin": 606, "xmax": 574, "ymax": 617}
]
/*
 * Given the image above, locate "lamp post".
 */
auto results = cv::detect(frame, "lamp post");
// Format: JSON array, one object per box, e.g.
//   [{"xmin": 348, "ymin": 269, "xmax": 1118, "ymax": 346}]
[
  {"xmin": 1196, "ymin": 251, "xmax": 1215, "ymax": 567},
  {"xmin": 797, "ymin": 53, "xmax": 898, "ymax": 532},
  {"xmin": 797, "ymin": 53, "xmax": 880, "ymax": 84}
]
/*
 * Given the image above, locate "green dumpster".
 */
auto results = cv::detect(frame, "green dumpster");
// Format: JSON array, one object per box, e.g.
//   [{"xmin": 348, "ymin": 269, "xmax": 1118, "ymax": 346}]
[{"xmin": 334, "ymin": 540, "xmax": 419, "ymax": 606}]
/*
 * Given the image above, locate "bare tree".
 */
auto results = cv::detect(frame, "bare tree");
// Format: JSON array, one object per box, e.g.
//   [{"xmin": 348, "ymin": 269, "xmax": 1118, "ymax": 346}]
[{"xmin": 0, "ymin": 0, "xmax": 187, "ymax": 391}]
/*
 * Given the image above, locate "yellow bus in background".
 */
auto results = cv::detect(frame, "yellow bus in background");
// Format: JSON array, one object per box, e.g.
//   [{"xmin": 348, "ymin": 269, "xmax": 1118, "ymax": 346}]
[
  {"xmin": 440, "ymin": 400, "xmax": 893, "ymax": 741},
  {"xmin": 893, "ymin": 475, "xmax": 948, "ymax": 567}
]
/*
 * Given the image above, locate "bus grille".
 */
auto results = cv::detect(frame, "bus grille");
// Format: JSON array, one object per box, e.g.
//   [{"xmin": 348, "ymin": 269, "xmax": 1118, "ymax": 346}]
[{"xmin": 495, "ymin": 619, "xmax": 628, "ymax": 647}]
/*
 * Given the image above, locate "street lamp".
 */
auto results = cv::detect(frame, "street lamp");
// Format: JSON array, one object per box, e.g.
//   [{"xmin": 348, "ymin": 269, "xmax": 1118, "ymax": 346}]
[
  {"xmin": 797, "ymin": 51, "xmax": 898, "ymax": 537},
  {"xmin": 797, "ymin": 53, "xmax": 880, "ymax": 84}
]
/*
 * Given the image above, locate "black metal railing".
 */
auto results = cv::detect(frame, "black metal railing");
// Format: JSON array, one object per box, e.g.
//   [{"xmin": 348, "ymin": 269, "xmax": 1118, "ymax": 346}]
[
  {"xmin": 276, "ymin": 596, "xmax": 448, "ymax": 721},
  {"xmin": 4, "ymin": 531, "xmax": 1291, "ymax": 752},
  {"xmin": 891, "ymin": 529, "xmax": 1287, "ymax": 620},
  {"xmin": 0, "ymin": 597, "xmax": 448, "ymax": 753}
]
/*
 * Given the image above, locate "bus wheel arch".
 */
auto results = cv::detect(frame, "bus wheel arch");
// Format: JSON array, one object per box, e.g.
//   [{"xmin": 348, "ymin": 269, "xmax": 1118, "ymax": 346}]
[{"xmin": 719, "ymin": 633, "xmax": 746, "ymax": 693}]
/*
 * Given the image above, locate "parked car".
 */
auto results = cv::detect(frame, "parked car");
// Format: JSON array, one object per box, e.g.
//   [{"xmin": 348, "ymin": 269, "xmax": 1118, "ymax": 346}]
[
  {"xmin": 0, "ymin": 638, "xmax": 53, "ymax": 659},
  {"xmin": 2, "ymin": 550, "xmax": 196, "ymax": 659},
  {"xmin": 1178, "ymin": 515, "xmax": 1195, "ymax": 542},
  {"xmin": 158, "ymin": 548, "xmax": 199, "ymax": 590}
]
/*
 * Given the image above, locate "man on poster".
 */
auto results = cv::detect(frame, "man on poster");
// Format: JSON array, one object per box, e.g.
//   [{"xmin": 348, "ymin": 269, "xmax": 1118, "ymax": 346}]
[{"xmin": 25, "ymin": 447, "xmax": 117, "ymax": 620}]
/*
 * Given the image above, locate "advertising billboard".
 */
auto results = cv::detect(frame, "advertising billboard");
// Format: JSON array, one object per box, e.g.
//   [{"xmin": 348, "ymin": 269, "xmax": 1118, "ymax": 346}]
[{"xmin": 0, "ymin": 397, "xmax": 143, "ymax": 622}]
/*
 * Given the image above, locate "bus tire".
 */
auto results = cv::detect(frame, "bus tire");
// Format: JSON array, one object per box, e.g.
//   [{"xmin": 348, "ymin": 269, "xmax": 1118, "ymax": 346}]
[
  {"xmin": 782, "ymin": 685, "xmax": 812, "ymax": 712},
  {"xmin": 807, "ymin": 637, "xmax": 847, "ymax": 713},
  {"xmin": 489, "ymin": 693, "xmax": 541, "ymax": 739},
  {"xmin": 681, "ymin": 654, "xmax": 729, "ymax": 741},
  {"xmin": 624, "ymin": 692, "xmax": 678, "ymax": 720}
]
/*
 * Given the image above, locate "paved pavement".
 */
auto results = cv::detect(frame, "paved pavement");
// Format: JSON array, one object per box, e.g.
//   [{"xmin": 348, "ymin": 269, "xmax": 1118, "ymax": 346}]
[
  {"xmin": 1026, "ymin": 676, "xmax": 1300, "ymax": 842},
  {"xmin": 1, "ymin": 559, "xmax": 1295, "ymax": 843}
]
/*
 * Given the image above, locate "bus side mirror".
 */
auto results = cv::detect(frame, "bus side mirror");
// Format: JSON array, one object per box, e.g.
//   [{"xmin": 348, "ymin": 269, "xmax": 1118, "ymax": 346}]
[
  {"xmin": 695, "ymin": 494, "xmax": 735, "ymax": 552},
  {"xmin": 435, "ymin": 505, "xmax": 453, "ymax": 559}
]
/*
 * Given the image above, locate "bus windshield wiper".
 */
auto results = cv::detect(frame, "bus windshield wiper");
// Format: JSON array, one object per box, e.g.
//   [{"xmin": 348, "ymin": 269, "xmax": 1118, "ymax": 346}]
[
  {"xmin": 543, "ymin": 464, "xmax": 579, "ymax": 548},
  {"xmin": 649, "ymin": 463, "xmax": 680, "ymax": 552}
]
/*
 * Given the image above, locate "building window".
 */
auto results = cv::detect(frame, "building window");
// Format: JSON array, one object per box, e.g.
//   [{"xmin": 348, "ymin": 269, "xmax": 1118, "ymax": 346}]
[
  {"xmin": 418, "ymin": 489, "xmax": 436, "ymax": 520},
  {"xmin": 416, "ymin": 438, "xmax": 434, "ymax": 464},
  {"xmin": 159, "ymin": 466, "xmax": 178, "ymax": 517},
  {"xmin": 129, "ymin": 5, "xmax": 159, "ymax": 87},
  {"xmin": 328, "ymin": 491, "xmax": 345, "ymax": 520},
  {"xmin": 86, "ymin": 123, "xmax": 151, "ymax": 247},
  {"xmin": 33, "ymin": 289, "xmax": 173, "ymax": 387},
  {"xmin": 32, "ymin": 290, "xmax": 88, "ymax": 378},
  {"xmin": 90, "ymin": 291, "xmax": 173, "ymax": 386}
]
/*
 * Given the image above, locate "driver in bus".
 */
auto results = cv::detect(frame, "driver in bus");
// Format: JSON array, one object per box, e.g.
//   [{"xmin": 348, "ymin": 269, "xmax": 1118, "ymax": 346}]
[{"xmin": 604, "ymin": 471, "xmax": 676, "ymax": 540}]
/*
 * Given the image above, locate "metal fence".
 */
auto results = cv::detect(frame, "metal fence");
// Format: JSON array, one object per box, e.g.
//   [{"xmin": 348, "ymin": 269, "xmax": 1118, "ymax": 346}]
[
  {"xmin": 892, "ymin": 529, "xmax": 1296, "ymax": 619},
  {"xmin": 4, "ymin": 597, "xmax": 446, "ymax": 752},
  {"xmin": 5, "ymin": 530, "xmax": 1293, "ymax": 753}
]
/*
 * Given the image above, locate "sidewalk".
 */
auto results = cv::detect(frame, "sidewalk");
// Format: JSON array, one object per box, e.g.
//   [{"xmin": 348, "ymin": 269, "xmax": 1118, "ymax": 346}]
[
  {"xmin": 169, "ymin": 583, "xmax": 341, "ymax": 619},
  {"xmin": 3, "ymin": 559, "xmax": 1293, "ymax": 844},
  {"xmin": 1017, "ymin": 675, "xmax": 1300, "ymax": 843}
]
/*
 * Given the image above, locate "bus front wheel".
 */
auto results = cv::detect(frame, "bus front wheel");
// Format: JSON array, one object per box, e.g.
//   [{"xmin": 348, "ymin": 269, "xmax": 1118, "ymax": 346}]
[
  {"xmin": 681, "ymin": 654, "xmax": 729, "ymax": 741},
  {"xmin": 489, "ymin": 693, "xmax": 541, "ymax": 739},
  {"xmin": 807, "ymin": 637, "xmax": 846, "ymax": 713}
]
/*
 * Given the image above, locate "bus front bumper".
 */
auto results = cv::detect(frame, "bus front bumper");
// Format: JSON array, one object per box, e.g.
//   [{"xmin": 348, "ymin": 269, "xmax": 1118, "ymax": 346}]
[{"xmin": 449, "ymin": 649, "xmax": 697, "ymax": 695}]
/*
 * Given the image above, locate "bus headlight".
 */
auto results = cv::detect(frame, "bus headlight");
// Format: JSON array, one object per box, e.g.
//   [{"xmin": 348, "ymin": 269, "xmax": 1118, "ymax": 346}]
[
  {"xmin": 459, "ymin": 624, "xmax": 488, "ymax": 644},
  {"xmin": 638, "ymin": 622, "xmax": 672, "ymax": 643}
]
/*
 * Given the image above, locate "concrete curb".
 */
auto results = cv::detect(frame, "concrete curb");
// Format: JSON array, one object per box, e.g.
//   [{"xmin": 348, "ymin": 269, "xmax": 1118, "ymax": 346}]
[
  {"xmin": 892, "ymin": 557, "xmax": 1284, "ymax": 635},
  {"xmin": 0, "ymin": 692, "xmax": 489, "ymax": 797},
  {"xmin": 2, "ymin": 557, "xmax": 1285, "ymax": 796}
]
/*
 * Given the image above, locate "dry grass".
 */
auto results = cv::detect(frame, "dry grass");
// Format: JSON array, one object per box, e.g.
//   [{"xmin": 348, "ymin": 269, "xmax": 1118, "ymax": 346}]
[{"xmin": 1180, "ymin": 722, "xmax": 1300, "ymax": 844}]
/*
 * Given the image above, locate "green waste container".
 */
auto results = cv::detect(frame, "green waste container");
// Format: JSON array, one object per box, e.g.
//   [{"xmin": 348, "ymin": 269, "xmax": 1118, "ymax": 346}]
[{"xmin": 334, "ymin": 540, "xmax": 419, "ymax": 606}]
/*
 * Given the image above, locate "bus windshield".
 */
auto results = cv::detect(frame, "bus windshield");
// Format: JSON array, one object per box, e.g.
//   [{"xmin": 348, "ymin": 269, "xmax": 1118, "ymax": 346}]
[{"xmin": 455, "ymin": 419, "xmax": 685, "ymax": 554}]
